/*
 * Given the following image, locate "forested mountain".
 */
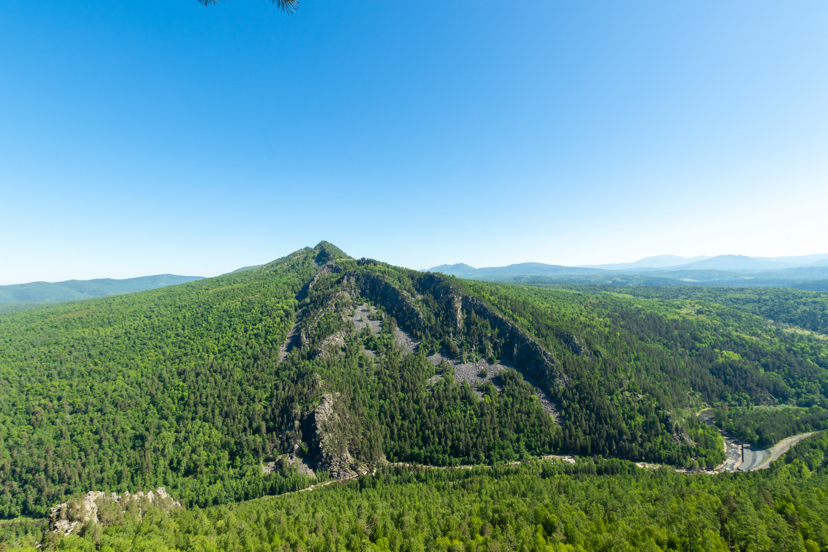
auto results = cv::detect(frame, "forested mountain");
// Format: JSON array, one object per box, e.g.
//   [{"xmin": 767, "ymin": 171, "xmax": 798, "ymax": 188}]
[
  {"xmin": 2, "ymin": 242, "xmax": 828, "ymax": 542},
  {"xmin": 584, "ymin": 253, "xmax": 828, "ymax": 271},
  {"xmin": 427, "ymin": 263, "xmax": 606, "ymax": 280},
  {"xmin": 795, "ymin": 279, "xmax": 828, "ymax": 292},
  {"xmin": 516, "ymin": 284, "xmax": 828, "ymax": 336},
  {"xmin": 0, "ymin": 275, "xmax": 204, "ymax": 305},
  {"xmin": 654, "ymin": 254, "xmax": 821, "ymax": 271}
]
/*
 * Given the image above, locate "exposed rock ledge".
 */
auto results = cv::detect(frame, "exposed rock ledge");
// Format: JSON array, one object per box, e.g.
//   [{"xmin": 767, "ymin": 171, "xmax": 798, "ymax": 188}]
[
  {"xmin": 306, "ymin": 393, "xmax": 373, "ymax": 479},
  {"xmin": 459, "ymin": 296, "xmax": 570, "ymax": 393},
  {"xmin": 262, "ymin": 453, "xmax": 316, "ymax": 478},
  {"xmin": 340, "ymin": 269, "xmax": 569, "ymax": 419},
  {"xmin": 49, "ymin": 488, "xmax": 179, "ymax": 536}
]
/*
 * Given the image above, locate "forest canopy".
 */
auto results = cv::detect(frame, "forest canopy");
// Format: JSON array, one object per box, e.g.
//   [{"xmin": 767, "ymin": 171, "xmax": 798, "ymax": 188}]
[
  {"xmin": 1, "ymin": 242, "xmax": 826, "ymax": 526},
  {"xmin": 4, "ymin": 432, "xmax": 828, "ymax": 552}
]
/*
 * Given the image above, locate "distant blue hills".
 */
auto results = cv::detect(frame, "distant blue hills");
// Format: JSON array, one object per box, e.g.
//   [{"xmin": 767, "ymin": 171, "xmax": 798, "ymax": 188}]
[
  {"xmin": 579, "ymin": 254, "xmax": 712, "ymax": 271},
  {"xmin": 428, "ymin": 253, "xmax": 828, "ymax": 290},
  {"xmin": 0, "ymin": 274, "xmax": 204, "ymax": 307},
  {"xmin": 7, "ymin": 252, "xmax": 828, "ymax": 312},
  {"xmin": 581, "ymin": 253, "xmax": 828, "ymax": 272}
]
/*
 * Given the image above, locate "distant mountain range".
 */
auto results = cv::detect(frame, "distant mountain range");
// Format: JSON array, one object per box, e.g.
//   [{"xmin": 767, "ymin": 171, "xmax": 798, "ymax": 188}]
[
  {"xmin": 0, "ymin": 274, "xmax": 204, "ymax": 305},
  {"xmin": 428, "ymin": 253, "xmax": 828, "ymax": 290},
  {"xmin": 581, "ymin": 253, "xmax": 828, "ymax": 272},
  {"xmin": 580, "ymin": 254, "xmax": 712, "ymax": 270},
  {"xmin": 428, "ymin": 262, "xmax": 605, "ymax": 280},
  {"xmin": 6, "ymin": 252, "xmax": 828, "ymax": 310}
]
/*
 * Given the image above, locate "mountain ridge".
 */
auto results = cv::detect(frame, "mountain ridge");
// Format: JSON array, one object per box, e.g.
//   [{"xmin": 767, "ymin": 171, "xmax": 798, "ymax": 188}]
[
  {"xmin": 429, "ymin": 253, "xmax": 828, "ymax": 288},
  {"xmin": 434, "ymin": 253, "xmax": 828, "ymax": 274},
  {"xmin": 580, "ymin": 254, "xmax": 712, "ymax": 270},
  {"xmin": 1, "ymin": 241, "xmax": 827, "ymax": 520},
  {"xmin": 0, "ymin": 274, "xmax": 204, "ymax": 304}
]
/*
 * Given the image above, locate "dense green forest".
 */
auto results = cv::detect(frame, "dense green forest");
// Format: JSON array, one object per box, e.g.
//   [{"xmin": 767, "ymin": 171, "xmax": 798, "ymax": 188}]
[
  {"xmin": 462, "ymin": 280, "xmax": 828, "ymax": 406},
  {"xmin": 509, "ymin": 283, "xmax": 828, "ymax": 336},
  {"xmin": 0, "ymin": 248, "xmax": 320, "ymax": 517},
  {"xmin": 795, "ymin": 280, "xmax": 828, "ymax": 293},
  {"xmin": 0, "ymin": 303, "xmax": 40, "ymax": 315},
  {"xmin": 2, "ymin": 242, "xmax": 828, "ymax": 525},
  {"xmin": 4, "ymin": 432, "xmax": 828, "ymax": 552}
]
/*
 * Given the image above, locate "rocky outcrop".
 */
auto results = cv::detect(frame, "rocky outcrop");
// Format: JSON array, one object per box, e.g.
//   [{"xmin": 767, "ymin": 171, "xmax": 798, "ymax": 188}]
[
  {"xmin": 279, "ymin": 316, "xmax": 302, "ymax": 362},
  {"xmin": 317, "ymin": 330, "xmax": 347, "ymax": 358},
  {"xmin": 304, "ymin": 394, "xmax": 372, "ymax": 480},
  {"xmin": 296, "ymin": 262, "xmax": 334, "ymax": 301},
  {"xmin": 262, "ymin": 454, "xmax": 316, "ymax": 478},
  {"xmin": 557, "ymin": 332, "xmax": 592, "ymax": 358},
  {"xmin": 49, "ymin": 488, "xmax": 179, "ymax": 536},
  {"xmin": 351, "ymin": 270, "xmax": 569, "ymax": 408},
  {"xmin": 345, "ymin": 272, "xmax": 426, "ymax": 338},
  {"xmin": 299, "ymin": 265, "xmax": 568, "ymax": 427},
  {"xmin": 412, "ymin": 273, "xmax": 464, "ymax": 332},
  {"xmin": 460, "ymin": 296, "xmax": 569, "ymax": 392}
]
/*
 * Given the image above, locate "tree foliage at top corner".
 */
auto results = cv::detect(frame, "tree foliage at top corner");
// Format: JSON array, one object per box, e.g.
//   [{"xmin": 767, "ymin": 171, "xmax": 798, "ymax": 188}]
[{"xmin": 197, "ymin": 0, "xmax": 299, "ymax": 14}]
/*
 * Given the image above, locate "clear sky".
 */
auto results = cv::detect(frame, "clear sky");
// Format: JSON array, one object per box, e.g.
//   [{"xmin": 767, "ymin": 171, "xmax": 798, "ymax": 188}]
[{"xmin": 1, "ymin": 0, "xmax": 826, "ymax": 284}]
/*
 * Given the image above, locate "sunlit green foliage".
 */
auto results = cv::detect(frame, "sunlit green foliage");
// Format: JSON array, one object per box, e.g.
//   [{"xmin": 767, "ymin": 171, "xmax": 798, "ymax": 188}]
[
  {"xmin": 456, "ymin": 282, "xmax": 826, "ymax": 465},
  {"xmin": 2, "ymin": 243, "xmax": 828, "ymax": 523},
  {"xmin": 464, "ymin": 281, "xmax": 828, "ymax": 407},
  {"xmin": 0, "ymin": 249, "xmax": 319, "ymax": 517},
  {"xmin": 517, "ymin": 283, "xmax": 828, "ymax": 336},
  {"xmin": 5, "ymin": 432, "xmax": 828, "ymax": 552}
]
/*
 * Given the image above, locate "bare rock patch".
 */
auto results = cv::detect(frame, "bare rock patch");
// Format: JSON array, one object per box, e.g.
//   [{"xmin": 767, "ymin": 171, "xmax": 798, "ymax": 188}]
[
  {"xmin": 49, "ymin": 488, "xmax": 179, "ymax": 536},
  {"xmin": 263, "ymin": 454, "xmax": 316, "ymax": 478},
  {"xmin": 349, "ymin": 304, "xmax": 382, "ymax": 334}
]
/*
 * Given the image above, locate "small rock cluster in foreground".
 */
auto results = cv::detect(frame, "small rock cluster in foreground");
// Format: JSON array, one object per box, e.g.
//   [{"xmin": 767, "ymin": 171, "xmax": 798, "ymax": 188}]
[{"xmin": 49, "ymin": 487, "xmax": 180, "ymax": 536}]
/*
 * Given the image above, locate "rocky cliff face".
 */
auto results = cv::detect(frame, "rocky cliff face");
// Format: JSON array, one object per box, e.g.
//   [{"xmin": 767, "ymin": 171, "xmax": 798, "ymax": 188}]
[
  {"xmin": 346, "ymin": 270, "xmax": 427, "ymax": 337},
  {"xmin": 557, "ymin": 331, "xmax": 593, "ymax": 359},
  {"xmin": 459, "ymin": 296, "xmax": 570, "ymax": 392},
  {"xmin": 342, "ymin": 267, "xmax": 570, "ymax": 405},
  {"xmin": 277, "ymin": 261, "xmax": 575, "ymax": 478},
  {"xmin": 304, "ymin": 393, "xmax": 372, "ymax": 479}
]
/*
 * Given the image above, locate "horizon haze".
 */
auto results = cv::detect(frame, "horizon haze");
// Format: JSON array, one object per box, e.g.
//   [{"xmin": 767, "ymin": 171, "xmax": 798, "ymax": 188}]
[{"xmin": 5, "ymin": 250, "xmax": 828, "ymax": 289}]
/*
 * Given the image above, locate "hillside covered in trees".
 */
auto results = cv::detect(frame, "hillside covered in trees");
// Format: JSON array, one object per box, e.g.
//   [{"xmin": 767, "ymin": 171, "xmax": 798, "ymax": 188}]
[
  {"xmin": 1, "ymin": 242, "xmax": 827, "ymax": 534},
  {"xmin": 522, "ymin": 284, "xmax": 828, "ymax": 335},
  {"xmin": 5, "ymin": 432, "xmax": 828, "ymax": 552}
]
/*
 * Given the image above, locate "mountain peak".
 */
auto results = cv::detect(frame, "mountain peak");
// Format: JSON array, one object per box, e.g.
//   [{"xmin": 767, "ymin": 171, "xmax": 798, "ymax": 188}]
[
  {"xmin": 314, "ymin": 241, "xmax": 350, "ymax": 264},
  {"xmin": 427, "ymin": 263, "xmax": 477, "ymax": 275}
]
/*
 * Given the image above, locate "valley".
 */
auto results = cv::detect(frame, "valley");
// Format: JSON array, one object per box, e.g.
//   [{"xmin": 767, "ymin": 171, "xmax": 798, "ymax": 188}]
[
  {"xmin": 699, "ymin": 410, "xmax": 821, "ymax": 473},
  {"xmin": 1, "ymin": 242, "xmax": 828, "ymax": 551}
]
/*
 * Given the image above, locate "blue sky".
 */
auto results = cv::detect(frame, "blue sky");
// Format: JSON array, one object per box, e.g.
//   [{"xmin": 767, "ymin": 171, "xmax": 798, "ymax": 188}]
[{"xmin": 1, "ymin": 0, "xmax": 826, "ymax": 284}]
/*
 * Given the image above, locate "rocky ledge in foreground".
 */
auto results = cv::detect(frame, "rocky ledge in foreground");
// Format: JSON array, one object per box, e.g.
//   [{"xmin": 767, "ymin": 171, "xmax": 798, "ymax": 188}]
[{"xmin": 49, "ymin": 487, "xmax": 180, "ymax": 536}]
